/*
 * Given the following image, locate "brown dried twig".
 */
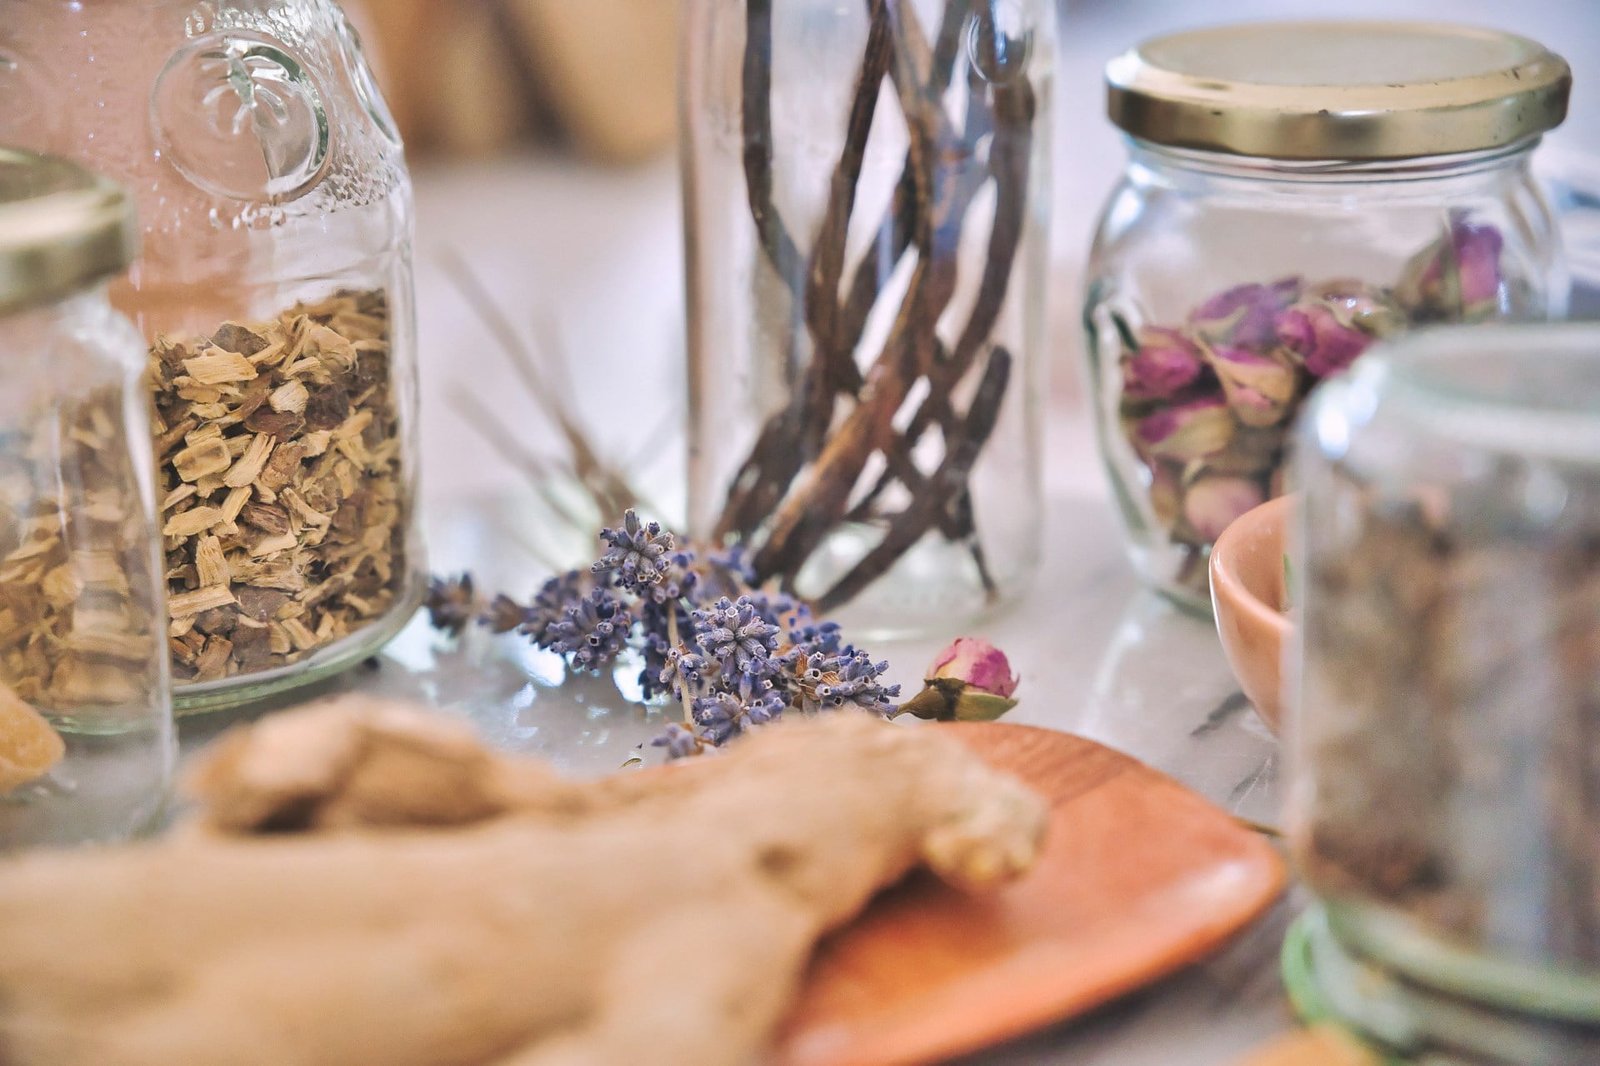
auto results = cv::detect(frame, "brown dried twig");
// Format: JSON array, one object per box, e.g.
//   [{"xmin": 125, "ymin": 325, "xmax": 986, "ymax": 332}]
[{"xmin": 714, "ymin": 0, "xmax": 1034, "ymax": 609}]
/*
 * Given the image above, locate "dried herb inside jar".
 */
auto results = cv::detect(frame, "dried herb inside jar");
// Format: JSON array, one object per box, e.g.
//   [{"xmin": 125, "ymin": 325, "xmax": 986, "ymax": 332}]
[
  {"xmin": 0, "ymin": 390, "xmax": 164, "ymax": 710},
  {"xmin": 149, "ymin": 289, "xmax": 408, "ymax": 684},
  {"xmin": 1301, "ymin": 479, "xmax": 1600, "ymax": 968}
]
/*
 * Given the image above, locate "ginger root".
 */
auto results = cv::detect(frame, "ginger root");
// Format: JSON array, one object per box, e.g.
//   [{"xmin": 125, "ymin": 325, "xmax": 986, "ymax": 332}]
[
  {"xmin": 0, "ymin": 698, "xmax": 1046, "ymax": 1066},
  {"xmin": 0, "ymin": 683, "xmax": 64, "ymax": 795}
]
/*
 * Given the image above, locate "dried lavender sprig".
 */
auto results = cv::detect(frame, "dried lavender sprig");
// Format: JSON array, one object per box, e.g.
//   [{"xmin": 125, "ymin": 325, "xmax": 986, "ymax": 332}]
[{"xmin": 425, "ymin": 509, "xmax": 904, "ymax": 759}]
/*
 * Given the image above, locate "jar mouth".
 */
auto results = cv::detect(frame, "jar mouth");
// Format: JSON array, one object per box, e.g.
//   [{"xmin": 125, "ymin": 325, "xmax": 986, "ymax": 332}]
[
  {"xmin": 1127, "ymin": 137, "xmax": 1540, "ymax": 184},
  {"xmin": 1359, "ymin": 323, "xmax": 1600, "ymax": 459}
]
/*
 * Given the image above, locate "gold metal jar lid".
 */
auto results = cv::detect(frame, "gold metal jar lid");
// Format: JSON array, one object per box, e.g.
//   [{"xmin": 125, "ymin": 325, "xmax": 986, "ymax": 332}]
[
  {"xmin": 1106, "ymin": 21, "xmax": 1571, "ymax": 161},
  {"xmin": 0, "ymin": 148, "xmax": 137, "ymax": 316}
]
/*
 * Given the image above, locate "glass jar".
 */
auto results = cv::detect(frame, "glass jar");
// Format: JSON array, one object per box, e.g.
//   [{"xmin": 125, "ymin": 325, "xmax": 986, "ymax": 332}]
[
  {"xmin": 0, "ymin": 150, "xmax": 174, "ymax": 847},
  {"xmin": 0, "ymin": 0, "xmax": 422, "ymax": 712},
  {"xmin": 1286, "ymin": 324, "xmax": 1600, "ymax": 1064},
  {"xmin": 682, "ymin": 0, "xmax": 1053, "ymax": 637},
  {"xmin": 1084, "ymin": 21, "xmax": 1571, "ymax": 612}
]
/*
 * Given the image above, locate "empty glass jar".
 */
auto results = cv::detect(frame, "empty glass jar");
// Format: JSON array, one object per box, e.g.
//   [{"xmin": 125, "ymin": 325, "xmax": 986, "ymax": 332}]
[
  {"xmin": 0, "ymin": 0, "xmax": 422, "ymax": 712},
  {"xmin": 682, "ymin": 0, "xmax": 1053, "ymax": 637},
  {"xmin": 1287, "ymin": 324, "xmax": 1600, "ymax": 1064},
  {"xmin": 1084, "ymin": 21, "xmax": 1571, "ymax": 611},
  {"xmin": 0, "ymin": 150, "xmax": 174, "ymax": 847}
]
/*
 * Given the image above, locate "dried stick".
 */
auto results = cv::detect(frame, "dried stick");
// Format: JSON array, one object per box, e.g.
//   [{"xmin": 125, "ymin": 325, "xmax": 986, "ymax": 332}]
[
  {"xmin": 816, "ymin": 348, "xmax": 1012, "ymax": 613},
  {"xmin": 741, "ymin": 0, "xmax": 805, "ymax": 294},
  {"xmin": 715, "ymin": 0, "xmax": 977, "ymax": 544}
]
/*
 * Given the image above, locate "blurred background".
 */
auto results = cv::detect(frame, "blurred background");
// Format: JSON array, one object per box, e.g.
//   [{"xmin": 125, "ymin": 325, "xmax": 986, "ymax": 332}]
[{"xmin": 342, "ymin": 0, "xmax": 1599, "ymax": 550}]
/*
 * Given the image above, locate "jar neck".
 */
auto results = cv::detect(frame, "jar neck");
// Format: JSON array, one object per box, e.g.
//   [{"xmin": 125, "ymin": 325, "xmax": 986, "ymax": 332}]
[{"xmin": 1127, "ymin": 138, "xmax": 1540, "ymax": 186}]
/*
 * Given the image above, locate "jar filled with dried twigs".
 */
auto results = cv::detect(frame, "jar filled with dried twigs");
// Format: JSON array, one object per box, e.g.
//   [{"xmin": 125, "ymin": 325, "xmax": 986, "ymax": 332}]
[
  {"xmin": 1287, "ymin": 325, "xmax": 1600, "ymax": 1064},
  {"xmin": 0, "ymin": 150, "xmax": 175, "ymax": 847},
  {"xmin": 2, "ymin": 0, "xmax": 423, "ymax": 711},
  {"xmin": 682, "ymin": 0, "xmax": 1053, "ymax": 637}
]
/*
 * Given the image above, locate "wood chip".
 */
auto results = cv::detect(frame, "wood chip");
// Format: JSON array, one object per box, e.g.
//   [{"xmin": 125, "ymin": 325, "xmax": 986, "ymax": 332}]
[
  {"xmin": 183, "ymin": 350, "xmax": 259, "ymax": 385},
  {"xmin": 222, "ymin": 434, "xmax": 273, "ymax": 489},
  {"xmin": 168, "ymin": 586, "xmax": 237, "ymax": 619},
  {"xmin": 0, "ymin": 392, "xmax": 165, "ymax": 711},
  {"xmin": 147, "ymin": 289, "xmax": 406, "ymax": 684},
  {"xmin": 162, "ymin": 508, "xmax": 223, "ymax": 538}
]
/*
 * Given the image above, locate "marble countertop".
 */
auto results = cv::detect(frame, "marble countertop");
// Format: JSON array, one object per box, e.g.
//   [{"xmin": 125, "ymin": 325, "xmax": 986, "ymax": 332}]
[{"xmin": 178, "ymin": 150, "xmax": 1296, "ymax": 1066}]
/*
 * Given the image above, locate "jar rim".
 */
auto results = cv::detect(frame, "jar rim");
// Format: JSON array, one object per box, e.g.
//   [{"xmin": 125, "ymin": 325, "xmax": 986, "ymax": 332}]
[
  {"xmin": 1107, "ymin": 21, "xmax": 1570, "ymax": 162},
  {"xmin": 0, "ymin": 149, "xmax": 137, "ymax": 317},
  {"xmin": 1335, "ymin": 324, "xmax": 1600, "ymax": 463}
]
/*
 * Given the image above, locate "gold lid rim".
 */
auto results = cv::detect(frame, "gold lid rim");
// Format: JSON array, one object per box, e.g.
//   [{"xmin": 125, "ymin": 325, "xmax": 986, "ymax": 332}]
[
  {"xmin": 1106, "ymin": 21, "xmax": 1572, "ymax": 161},
  {"xmin": 0, "ymin": 149, "xmax": 138, "ymax": 316}
]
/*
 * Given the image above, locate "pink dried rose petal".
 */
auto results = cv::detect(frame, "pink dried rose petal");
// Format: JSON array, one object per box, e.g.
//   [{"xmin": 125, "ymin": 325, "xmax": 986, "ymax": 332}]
[
  {"xmin": 1135, "ymin": 395, "xmax": 1235, "ymax": 462},
  {"xmin": 929, "ymin": 636, "xmax": 1019, "ymax": 698},
  {"xmin": 1184, "ymin": 475, "xmax": 1266, "ymax": 543},
  {"xmin": 1206, "ymin": 343, "xmax": 1298, "ymax": 427},
  {"xmin": 1276, "ymin": 303, "xmax": 1373, "ymax": 378},
  {"xmin": 1190, "ymin": 277, "xmax": 1302, "ymax": 348},
  {"xmin": 1124, "ymin": 326, "xmax": 1205, "ymax": 400}
]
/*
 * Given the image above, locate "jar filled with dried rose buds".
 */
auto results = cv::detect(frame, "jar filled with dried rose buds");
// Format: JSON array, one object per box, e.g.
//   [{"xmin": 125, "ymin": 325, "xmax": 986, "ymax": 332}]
[
  {"xmin": 0, "ymin": 150, "xmax": 175, "ymax": 847},
  {"xmin": 1084, "ymin": 21, "xmax": 1571, "ymax": 611},
  {"xmin": 1, "ymin": 0, "xmax": 423, "ymax": 711},
  {"xmin": 1286, "ymin": 324, "xmax": 1600, "ymax": 1064}
]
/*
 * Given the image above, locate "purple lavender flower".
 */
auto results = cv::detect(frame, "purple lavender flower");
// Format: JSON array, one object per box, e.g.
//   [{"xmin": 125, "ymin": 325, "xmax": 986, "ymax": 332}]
[
  {"xmin": 522, "ymin": 570, "xmax": 587, "ymax": 647},
  {"xmin": 809, "ymin": 650, "xmax": 900, "ymax": 714},
  {"xmin": 592, "ymin": 509, "xmax": 674, "ymax": 590},
  {"xmin": 548, "ymin": 587, "xmax": 628, "ymax": 672},
  {"xmin": 693, "ymin": 595, "xmax": 781, "ymax": 674},
  {"xmin": 1123, "ymin": 327, "xmax": 1205, "ymax": 401},
  {"xmin": 692, "ymin": 692, "xmax": 744, "ymax": 743},
  {"xmin": 1189, "ymin": 277, "xmax": 1301, "ymax": 348},
  {"xmin": 659, "ymin": 643, "xmax": 709, "ymax": 699},
  {"xmin": 652, "ymin": 722, "xmax": 711, "ymax": 760},
  {"xmin": 424, "ymin": 573, "xmax": 475, "ymax": 636},
  {"xmin": 481, "ymin": 593, "xmax": 531, "ymax": 635}
]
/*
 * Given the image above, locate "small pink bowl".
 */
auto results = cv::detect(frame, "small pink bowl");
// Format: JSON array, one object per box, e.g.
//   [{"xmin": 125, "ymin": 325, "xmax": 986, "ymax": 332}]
[{"xmin": 1209, "ymin": 494, "xmax": 1294, "ymax": 733}]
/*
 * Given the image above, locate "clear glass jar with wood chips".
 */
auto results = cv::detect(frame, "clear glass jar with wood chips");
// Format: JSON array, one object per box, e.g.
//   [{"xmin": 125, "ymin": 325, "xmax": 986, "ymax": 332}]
[
  {"xmin": 0, "ymin": 150, "xmax": 175, "ymax": 847},
  {"xmin": 0, "ymin": 0, "xmax": 423, "ymax": 712}
]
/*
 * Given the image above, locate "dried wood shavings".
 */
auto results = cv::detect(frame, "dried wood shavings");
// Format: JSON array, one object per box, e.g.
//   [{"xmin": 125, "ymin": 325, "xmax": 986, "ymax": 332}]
[
  {"xmin": 0, "ymin": 393, "xmax": 165, "ymax": 711},
  {"xmin": 149, "ymin": 289, "xmax": 408, "ymax": 686}
]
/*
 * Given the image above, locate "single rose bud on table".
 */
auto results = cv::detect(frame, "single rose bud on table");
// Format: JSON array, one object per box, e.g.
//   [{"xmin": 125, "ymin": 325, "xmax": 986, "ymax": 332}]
[{"xmin": 898, "ymin": 638, "xmax": 1020, "ymax": 722}]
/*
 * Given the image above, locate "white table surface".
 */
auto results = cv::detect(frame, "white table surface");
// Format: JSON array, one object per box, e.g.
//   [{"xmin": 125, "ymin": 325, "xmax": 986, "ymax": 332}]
[{"xmin": 176, "ymin": 150, "xmax": 1296, "ymax": 1066}]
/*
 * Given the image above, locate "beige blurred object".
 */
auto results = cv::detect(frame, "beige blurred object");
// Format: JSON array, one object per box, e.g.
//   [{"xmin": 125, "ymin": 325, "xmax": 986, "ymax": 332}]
[
  {"xmin": 349, "ymin": 0, "xmax": 680, "ymax": 163},
  {"xmin": 1234, "ymin": 1027, "xmax": 1381, "ymax": 1066}
]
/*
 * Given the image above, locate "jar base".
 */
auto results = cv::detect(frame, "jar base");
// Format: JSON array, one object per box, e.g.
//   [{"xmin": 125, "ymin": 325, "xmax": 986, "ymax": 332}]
[
  {"xmin": 794, "ymin": 522, "xmax": 1032, "ymax": 641},
  {"xmin": 1284, "ymin": 906, "xmax": 1600, "ymax": 1065},
  {"xmin": 172, "ymin": 576, "xmax": 426, "ymax": 715}
]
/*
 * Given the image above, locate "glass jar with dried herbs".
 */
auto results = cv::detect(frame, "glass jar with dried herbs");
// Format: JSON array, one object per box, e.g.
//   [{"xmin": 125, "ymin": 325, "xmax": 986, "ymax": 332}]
[
  {"xmin": 0, "ymin": 0, "xmax": 422, "ymax": 711},
  {"xmin": 682, "ymin": 0, "xmax": 1053, "ymax": 637},
  {"xmin": 1287, "ymin": 324, "xmax": 1600, "ymax": 1064},
  {"xmin": 1084, "ymin": 22, "xmax": 1571, "ymax": 612},
  {"xmin": 0, "ymin": 150, "xmax": 175, "ymax": 847}
]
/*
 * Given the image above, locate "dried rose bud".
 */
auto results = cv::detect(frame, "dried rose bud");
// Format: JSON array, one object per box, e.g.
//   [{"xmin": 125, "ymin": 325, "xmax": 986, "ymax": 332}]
[
  {"xmin": 898, "ymin": 637, "xmax": 1020, "ymax": 722},
  {"xmin": 1149, "ymin": 462, "xmax": 1182, "ymax": 529},
  {"xmin": 1124, "ymin": 327, "xmax": 1205, "ymax": 400},
  {"xmin": 1205, "ymin": 344, "xmax": 1299, "ymax": 427},
  {"xmin": 1134, "ymin": 395, "xmax": 1235, "ymax": 462},
  {"xmin": 1189, "ymin": 277, "xmax": 1302, "ymax": 348},
  {"xmin": 1183, "ymin": 475, "xmax": 1266, "ymax": 543},
  {"xmin": 1276, "ymin": 302, "xmax": 1373, "ymax": 379},
  {"xmin": 1396, "ymin": 220, "xmax": 1505, "ymax": 319}
]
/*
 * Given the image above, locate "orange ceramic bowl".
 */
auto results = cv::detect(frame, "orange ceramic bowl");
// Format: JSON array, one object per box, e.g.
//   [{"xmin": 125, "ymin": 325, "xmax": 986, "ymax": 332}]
[{"xmin": 1209, "ymin": 494, "xmax": 1294, "ymax": 733}]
